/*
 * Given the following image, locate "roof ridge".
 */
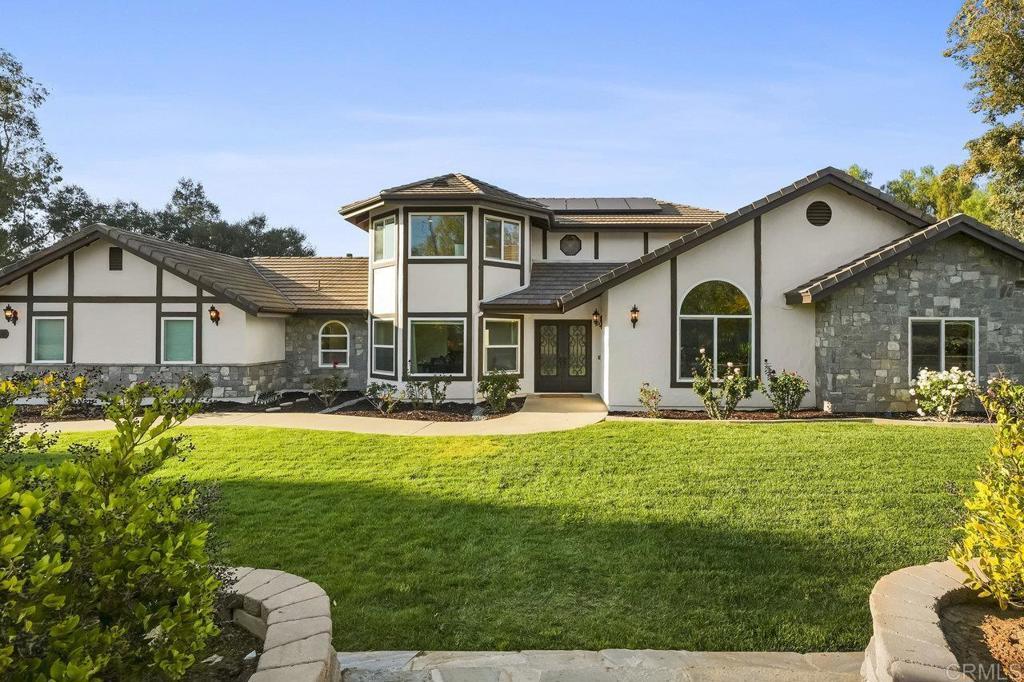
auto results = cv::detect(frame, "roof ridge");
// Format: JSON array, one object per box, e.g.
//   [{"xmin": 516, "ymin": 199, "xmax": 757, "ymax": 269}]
[{"xmin": 453, "ymin": 173, "xmax": 482, "ymax": 194}]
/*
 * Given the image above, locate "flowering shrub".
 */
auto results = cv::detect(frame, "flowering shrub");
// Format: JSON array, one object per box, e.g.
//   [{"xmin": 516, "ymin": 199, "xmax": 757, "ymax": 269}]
[
  {"xmin": 365, "ymin": 381, "xmax": 399, "ymax": 414},
  {"xmin": 950, "ymin": 377, "xmax": 1024, "ymax": 608},
  {"xmin": 40, "ymin": 369, "xmax": 93, "ymax": 419},
  {"xmin": 691, "ymin": 349, "xmax": 756, "ymax": 420},
  {"xmin": 638, "ymin": 382, "xmax": 662, "ymax": 417},
  {"xmin": 0, "ymin": 380, "xmax": 219, "ymax": 679},
  {"xmin": 761, "ymin": 361, "xmax": 809, "ymax": 418},
  {"xmin": 910, "ymin": 367, "xmax": 979, "ymax": 421}
]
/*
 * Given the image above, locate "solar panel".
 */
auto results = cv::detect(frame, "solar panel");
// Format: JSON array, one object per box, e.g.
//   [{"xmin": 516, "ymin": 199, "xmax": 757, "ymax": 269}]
[
  {"xmin": 595, "ymin": 198, "xmax": 630, "ymax": 210},
  {"xmin": 624, "ymin": 198, "xmax": 660, "ymax": 211},
  {"xmin": 531, "ymin": 198, "xmax": 567, "ymax": 210},
  {"xmin": 565, "ymin": 198, "xmax": 599, "ymax": 211}
]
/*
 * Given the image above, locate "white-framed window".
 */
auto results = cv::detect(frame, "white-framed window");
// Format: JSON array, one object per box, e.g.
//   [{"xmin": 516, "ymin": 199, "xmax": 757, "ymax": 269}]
[
  {"xmin": 483, "ymin": 318, "xmax": 520, "ymax": 373},
  {"xmin": 372, "ymin": 214, "xmax": 397, "ymax": 262},
  {"xmin": 909, "ymin": 318, "xmax": 979, "ymax": 378},
  {"xmin": 319, "ymin": 320, "xmax": 349, "ymax": 368},
  {"xmin": 408, "ymin": 318, "xmax": 465, "ymax": 375},
  {"xmin": 409, "ymin": 213, "xmax": 466, "ymax": 258},
  {"xmin": 161, "ymin": 317, "xmax": 196, "ymax": 364},
  {"xmin": 677, "ymin": 280, "xmax": 753, "ymax": 380},
  {"xmin": 32, "ymin": 316, "xmax": 66, "ymax": 364},
  {"xmin": 483, "ymin": 215, "xmax": 522, "ymax": 264},
  {"xmin": 372, "ymin": 319, "xmax": 395, "ymax": 375}
]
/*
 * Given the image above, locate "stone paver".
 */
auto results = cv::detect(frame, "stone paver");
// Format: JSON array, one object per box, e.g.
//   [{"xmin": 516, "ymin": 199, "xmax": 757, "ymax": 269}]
[
  {"xmin": 339, "ymin": 651, "xmax": 862, "ymax": 682},
  {"xmin": 42, "ymin": 394, "xmax": 608, "ymax": 436},
  {"xmin": 266, "ymin": 595, "xmax": 332, "ymax": 625}
]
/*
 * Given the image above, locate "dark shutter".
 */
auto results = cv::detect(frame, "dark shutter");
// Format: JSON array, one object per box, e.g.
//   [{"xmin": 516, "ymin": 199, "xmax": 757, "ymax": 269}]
[{"xmin": 108, "ymin": 247, "xmax": 123, "ymax": 271}]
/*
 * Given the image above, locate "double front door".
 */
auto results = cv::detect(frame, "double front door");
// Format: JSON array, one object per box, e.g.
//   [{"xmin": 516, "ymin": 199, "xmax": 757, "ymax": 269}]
[{"xmin": 534, "ymin": 320, "xmax": 592, "ymax": 393}]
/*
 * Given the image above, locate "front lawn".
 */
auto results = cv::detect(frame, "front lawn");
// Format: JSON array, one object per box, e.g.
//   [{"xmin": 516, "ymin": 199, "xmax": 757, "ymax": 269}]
[{"xmin": 55, "ymin": 421, "xmax": 991, "ymax": 652}]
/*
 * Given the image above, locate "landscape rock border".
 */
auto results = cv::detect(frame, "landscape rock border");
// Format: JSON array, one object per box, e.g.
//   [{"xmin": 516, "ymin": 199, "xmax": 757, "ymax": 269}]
[
  {"xmin": 862, "ymin": 560, "xmax": 977, "ymax": 682},
  {"xmin": 224, "ymin": 566, "xmax": 338, "ymax": 682}
]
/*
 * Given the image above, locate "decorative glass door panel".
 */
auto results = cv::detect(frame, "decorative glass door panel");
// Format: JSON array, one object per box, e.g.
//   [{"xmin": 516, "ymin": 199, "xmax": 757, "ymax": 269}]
[{"xmin": 534, "ymin": 321, "xmax": 592, "ymax": 392}]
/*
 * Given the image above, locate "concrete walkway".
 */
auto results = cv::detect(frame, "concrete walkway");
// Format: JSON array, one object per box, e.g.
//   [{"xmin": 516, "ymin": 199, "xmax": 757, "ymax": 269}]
[
  {"xmin": 43, "ymin": 394, "xmax": 608, "ymax": 436},
  {"xmin": 337, "ymin": 649, "xmax": 865, "ymax": 681}
]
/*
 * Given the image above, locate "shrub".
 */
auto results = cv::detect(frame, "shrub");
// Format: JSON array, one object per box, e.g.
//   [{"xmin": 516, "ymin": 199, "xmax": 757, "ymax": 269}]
[
  {"xmin": 910, "ymin": 367, "xmax": 979, "ymax": 421},
  {"xmin": 311, "ymin": 374, "xmax": 348, "ymax": 407},
  {"xmin": 426, "ymin": 375, "xmax": 452, "ymax": 408},
  {"xmin": 761, "ymin": 361, "xmax": 809, "ymax": 418},
  {"xmin": 691, "ymin": 349, "xmax": 756, "ymax": 420},
  {"xmin": 402, "ymin": 376, "xmax": 428, "ymax": 409},
  {"xmin": 478, "ymin": 371, "xmax": 520, "ymax": 413},
  {"xmin": 179, "ymin": 372, "xmax": 214, "ymax": 401},
  {"xmin": 40, "ymin": 368, "xmax": 93, "ymax": 419},
  {"xmin": 365, "ymin": 381, "xmax": 399, "ymax": 415},
  {"xmin": 638, "ymin": 382, "xmax": 662, "ymax": 417},
  {"xmin": 950, "ymin": 377, "xmax": 1024, "ymax": 608},
  {"xmin": 0, "ymin": 381, "xmax": 220, "ymax": 680}
]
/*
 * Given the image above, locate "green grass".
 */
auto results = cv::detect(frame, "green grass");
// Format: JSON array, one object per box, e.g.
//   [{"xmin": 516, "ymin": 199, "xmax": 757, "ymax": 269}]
[{"xmin": 52, "ymin": 421, "xmax": 990, "ymax": 652}]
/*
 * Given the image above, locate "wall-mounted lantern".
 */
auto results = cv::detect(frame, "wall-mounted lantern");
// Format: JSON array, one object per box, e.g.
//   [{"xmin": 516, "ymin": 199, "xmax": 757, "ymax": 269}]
[
  {"xmin": 3, "ymin": 305, "xmax": 18, "ymax": 325},
  {"xmin": 629, "ymin": 304, "xmax": 639, "ymax": 328},
  {"xmin": 592, "ymin": 309, "xmax": 602, "ymax": 328},
  {"xmin": 208, "ymin": 305, "xmax": 221, "ymax": 326}
]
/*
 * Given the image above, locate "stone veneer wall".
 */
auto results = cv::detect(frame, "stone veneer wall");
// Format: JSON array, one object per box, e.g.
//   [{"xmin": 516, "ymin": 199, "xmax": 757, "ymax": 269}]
[
  {"xmin": 0, "ymin": 314, "xmax": 369, "ymax": 399},
  {"xmin": 815, "ymin": 234, "xmax": 1024, "ymax": 413}
]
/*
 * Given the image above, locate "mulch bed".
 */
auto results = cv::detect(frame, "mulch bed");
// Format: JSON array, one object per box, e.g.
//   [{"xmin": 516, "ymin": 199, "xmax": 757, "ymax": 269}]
[
  {"xmin": 336, "ymin": 397, "xmax": 526, "ymax": 422},
  {"xmin": 14, "ymin": 404, "xmax": 105, "ymax": 423},
  {"xmin": 610, "ymin": 409, "xmax": 991, "ymax": 422},
  {"xmin": 182, "ymin": 622, "xmax": 261, "ymax": 681},
  {"xmin": 200, "ymin": 390, "xmax": 361, "ymax": 414},
  {"xmin": 942, "ymin": 600, "xmax": 1024, "ymax": 682}
]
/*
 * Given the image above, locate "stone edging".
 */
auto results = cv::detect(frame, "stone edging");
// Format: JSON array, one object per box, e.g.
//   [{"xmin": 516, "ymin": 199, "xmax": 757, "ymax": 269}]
[
  {"xmin": 606, "ymin": 415, "xmax": 990, "ymax": 428},
  {"xmin": 862, "ymin": 560, "xmax": 975, "ymax": 682},
  {"xmin": 224, "ymin": 567, "xmax": 338, "ymax": 682}
]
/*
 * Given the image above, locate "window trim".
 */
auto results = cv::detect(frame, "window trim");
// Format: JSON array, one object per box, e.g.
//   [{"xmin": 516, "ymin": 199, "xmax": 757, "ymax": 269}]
[
  {"xmin": 318, "ymin": 320, "xmax": 350, "ymax": 368},
  {"xmin": 31, "ymin": 315, "xmax": 67, "ymax": 364},
  {"xmin": 907, "ymin": 317, "xmax": 980, "ymax": 380},
  {"xmin": 371, "ymin": 214, "xmax": 397, "ymax": 265},
  {"xmin": 407, "ymin": 212, "xmax": 468, "ymax": 261},
  {"xmin": 676, "ymin": 280, "xmax": 755, "ymax": 381},
  {"xmin": 371, "ymin": 318, "xmax": 396, "ymax": 377},
  {"xmin": 482, "ymin": 214, "xmax": 522, "ymax": 265},
  {"xmin": 161, "ymin": 316, "xmax": 197, "ymax": 365},
  {"xmin": 482, "ymin": 318, "xmax": 521, "ymax": 374},
  {"xmin": 406, "ymin": 317, "xmax": 467, "ymax": 377}
]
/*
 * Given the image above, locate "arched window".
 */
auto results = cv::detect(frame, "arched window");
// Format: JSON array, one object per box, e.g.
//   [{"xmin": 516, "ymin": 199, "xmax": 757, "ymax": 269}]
[
  {"xmin": 319, "ymin": 321, "xmax": 349, "ymax": 368},
  {"xmin": 678, "ymin": 281, "xmax": 753, "ymax": 380}
]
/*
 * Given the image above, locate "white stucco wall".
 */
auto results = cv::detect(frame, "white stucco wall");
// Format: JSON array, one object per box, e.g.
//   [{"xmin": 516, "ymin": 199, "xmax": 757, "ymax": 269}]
[
  {"xmin": 371, "ymin": 265, "xmax": 397, "ymax": 315},
  {"xmin": 163, "ymin": 269, "xmax": 196, "ymax": 296},
  {"xmin": 34, "ymin": 258, "xmax": 68, "ymax": 296},
  {"xmin": 544, "ymin": 231, "xmax": 596, "ymax": 262},
  {"xmin": 407, "ymin": 263, "xmax": 468, "ymax": 312},
  {"xmin": 242, "ymin": 315, "xmax": 286, "ymax": 363},
  {"xmin": 75, "ymin": 241, "xmax": 157, "ymax": 296},
  {"xmin": 481, "ymin": 266, "xmax": 520, "ymax": 301},
  {"xmin": 75, "ymin": 303, "xmax": 155, "ymax": 364},
  {"xmin": 597, "ymin": 233, "xmax": 644, "ymax": 262}
]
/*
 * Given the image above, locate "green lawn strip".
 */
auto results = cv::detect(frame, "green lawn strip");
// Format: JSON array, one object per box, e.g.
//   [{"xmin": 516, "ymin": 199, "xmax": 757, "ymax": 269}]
[{"xmin": 51, "ymin": 421, "xmax": 990, "ymax": 652}]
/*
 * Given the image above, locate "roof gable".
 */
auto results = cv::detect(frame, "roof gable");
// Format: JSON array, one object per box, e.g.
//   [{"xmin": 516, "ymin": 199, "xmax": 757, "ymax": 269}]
[{"xmin": 784, "ymin": 214, "xmax": 1024, "ymax": 304}]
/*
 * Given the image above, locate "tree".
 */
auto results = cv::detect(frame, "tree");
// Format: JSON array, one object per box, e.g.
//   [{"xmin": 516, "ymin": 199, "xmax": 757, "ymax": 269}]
[
  {"xmin": 947, "ymin": 0, "xmax": 1024, "ymax": 238},
  {"xmin": 0, "ymin": 49, "xmax": 61, "ymax": 264},
  {"xmin": 46, "ymin": 180, "xmax": 315, "ymax": 257},
  {"xmin": 846, "ymin": 164, "xmax": 874, "ymax": 184},
  {"xmin": 881, "ymin": 164, "xmax": 997, "ymax": 222}
]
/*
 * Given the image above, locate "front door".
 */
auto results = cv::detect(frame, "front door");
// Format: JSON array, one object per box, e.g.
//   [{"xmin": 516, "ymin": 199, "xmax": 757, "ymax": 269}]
[{"xmin": 534, "ymin": 320, "xmax": 592, "ymax": 393}]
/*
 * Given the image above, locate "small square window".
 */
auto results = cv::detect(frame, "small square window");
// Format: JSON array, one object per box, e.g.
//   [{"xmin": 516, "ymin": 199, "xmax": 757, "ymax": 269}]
[
  {"xmin": 32, "ymin": 317, "xmax": 66, "ymax": 364},
  {"xmin": 162, "ymin": 318, "xmax": 196, "ymax": 364},
  {"xmin": 108, "ymin": 247, "xmax": 123, "ymax": 271}
]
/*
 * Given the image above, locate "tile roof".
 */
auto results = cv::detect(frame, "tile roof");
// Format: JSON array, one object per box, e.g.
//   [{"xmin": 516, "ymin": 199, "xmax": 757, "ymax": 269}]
[
  {"xmin": 545, "ymin": 200, "xmax": 724, "ymax": 229},
  {"xmin": 0, "ymin": 224, "xmax": 370, "ymax": 315},
  {"xmin": 250, "ymin": 256, "xmax": 368, "ymax": 311},
  {"xmin": 784, "ymin": 214, "xmax": 1024, "ymax": 304},
  {"xmin": 481, "ymin": 262, "xmax": 625, "ymax": 311},
  {"xmin": 341, "ymin": 173, "xmax": 550, "ymax": 217}
]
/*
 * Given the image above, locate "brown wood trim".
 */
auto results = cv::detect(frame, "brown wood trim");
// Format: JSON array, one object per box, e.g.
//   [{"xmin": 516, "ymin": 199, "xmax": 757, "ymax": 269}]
[
  {"xmin": 546, "ymin": 225, "xmax": 707, "ymax": 233},
  {"xmin": 479, "ymin": 209, "xmax": 527, "ymax": 302},
  {"xmin": 369, "ymin": 315, "xmax": 397, "ymax": 379},
  {"xmin": 67, "ymin": 253, "xmax": 74, "ymax": 362},
  {"xmin": 479, "ymin": 303, "xmax": 560, "ymax": 314},
  {"xmin": 593, "ymin": 232, "xmax": 600, "ymax": 259},
  {"xmin": 0, "ymin": 295, "xmax": 227, "ymax": 303},
  {"xmin": 643, "ymin": 232, "xmax": 650, "ymax": 254},
  {"xmin": 477, "ymin": 313, "xmax": 525, "ymax": 381},
  {"xmin": 369, "ymin": 208, "xmax": 400, "ymax": 266},
  {"xmin": 404, "ymin": 312, "xmax": 472, "ymax": 381},
  {"xmin": 195, "ymin": 285, "xmax": 203, "ymax": 365},
  {"xmin": 754, "ymin": 216, "xmax": 762, "ymax": 378},
  {"xmin": 154, "ymin": 266, "xmax": 162, "ymax": 363},
  {"xmin": 25, "ymin": 273, "xmax": 33, "ymax": 362},
  {"xmin": 669, "ymin": 257, "xmax": 683, "ymax": 388}
]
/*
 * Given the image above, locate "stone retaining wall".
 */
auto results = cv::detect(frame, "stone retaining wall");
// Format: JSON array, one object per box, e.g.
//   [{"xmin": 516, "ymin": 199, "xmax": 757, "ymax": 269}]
[
  {"xmin": 862, "ymin": 560, "xmax": 974, "ymax": 682},
  {"xmin": 225, "ymin": 567, "xmax": 339, "ymax": 682}
]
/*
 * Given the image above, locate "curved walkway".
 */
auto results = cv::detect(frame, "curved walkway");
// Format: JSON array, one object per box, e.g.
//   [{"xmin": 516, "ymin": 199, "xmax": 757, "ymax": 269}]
[{"xmin": 45, "ymin": 394, "xmax": 608, "ymax": 436}]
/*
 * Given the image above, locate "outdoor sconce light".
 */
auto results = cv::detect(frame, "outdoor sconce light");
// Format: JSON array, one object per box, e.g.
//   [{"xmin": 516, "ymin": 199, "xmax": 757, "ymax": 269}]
[
  {"xmin": 208, "ymin": 305, "xmax": 221, "ymax": 326},
  {"xmin": 629, "ymin": 304, "xmax": 640, "ymax": 328},
  {"xmin": 3, "ymin": 305, "xmax": 18, "ymax": 325},
  {"xmin": 592, "ymin": 309, "xmax": 602, "ymax": 327}
]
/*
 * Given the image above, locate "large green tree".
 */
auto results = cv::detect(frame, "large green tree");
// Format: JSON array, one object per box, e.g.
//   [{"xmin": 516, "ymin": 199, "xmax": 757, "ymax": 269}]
[
  {"xmin": 947, "ymin": 0, "xmax": 1024, "ymax": 237},
  {"xmin": 882, "ymin": 164, "xmax": 996, "ymax": 222},
  {"xmin": 47, "ymin": 180, "xmax": 315, "ymax": 258},
  {"xmin": 0, "ymin": 49, "xmax": 61, "ymax": 264}
]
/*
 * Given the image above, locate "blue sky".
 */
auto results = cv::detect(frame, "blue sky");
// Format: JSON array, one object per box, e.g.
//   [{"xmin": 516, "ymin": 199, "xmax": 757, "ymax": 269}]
[{"xmin": 5, "ymin": 1, "xmax": 980, "ymax": 256}]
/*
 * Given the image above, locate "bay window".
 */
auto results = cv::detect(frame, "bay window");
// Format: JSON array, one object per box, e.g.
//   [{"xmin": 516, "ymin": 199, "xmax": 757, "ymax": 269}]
[
  {"xmin": 372, "ymin": 319, "xmax": 396, "ymax": 375},
  {"xmin": 372, "ymin": 214, "xmax": 396, "ymax": 262},
  {"xmin": 408, "ymin": 318, "xmax": 465, "ymax": 375},
  {"xmin": 409, "ymin": 214, "xmax": 466, "ymax": 258},
  {"xmin": 484, "ymin": 215, "xmax": 521, "ymax": 263}
]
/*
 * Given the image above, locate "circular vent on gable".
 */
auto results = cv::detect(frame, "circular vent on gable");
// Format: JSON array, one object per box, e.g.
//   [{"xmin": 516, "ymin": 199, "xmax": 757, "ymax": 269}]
[
  {"xmin": 560, "ymin": 234, "xmax": 582, "ymax": 256},
  {"xmin": 806, "ymin": 201, "xmax": 832, "ymax": 226}
]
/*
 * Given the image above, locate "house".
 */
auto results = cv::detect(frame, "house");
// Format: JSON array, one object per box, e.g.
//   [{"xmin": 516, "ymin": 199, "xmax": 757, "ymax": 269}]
[{"xmin": 1, "ymin": 166, "xmax": 1021, "ymax": 411}]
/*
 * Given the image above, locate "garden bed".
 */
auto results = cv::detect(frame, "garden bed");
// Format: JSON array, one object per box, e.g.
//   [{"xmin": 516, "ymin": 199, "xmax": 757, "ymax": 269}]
[
  {"xmin": 943, "ymin": 600, "xmax": 1024, "ymax": 682},
  {"xmin": 200, "ymin": 390, "xmax": 361, "ymax": 415},
  {"xmin": 609, "ymin": 408, "xmax": 990, "ymax": 422},
  {"xmin": 182, "ymin": 622, "xmax": 261, "ymax": 681},
  {"xmin": 333, "ymin": 397, "xmax": 525, "ymax": 421}
]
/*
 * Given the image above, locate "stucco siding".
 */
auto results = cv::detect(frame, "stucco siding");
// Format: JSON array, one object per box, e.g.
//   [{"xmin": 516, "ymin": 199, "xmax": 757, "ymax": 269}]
[
  {"xmin": 75, "ymin": 303, "xmax": 154, "ymax": 364},
  {"xmin": 407, "ymin": 263, "xmax": 467, "ymax": 312},
  {"xmin": 162, "ymin": 269, "xmax": 195, "ymax": 296},
  {"xmin": 371, "ymin": 264, "xmax": 397, "ymax": 315},
  {"xmin": 481, "ymin": 266, "xmax": 520, "ymax": 301},
  {"xmin": 75, "ymin": 240, "xmax": 157, "ymax": 296},
  {"xmin": 34, "ymin": 258, "xmax": 68, "ymax": 296}
]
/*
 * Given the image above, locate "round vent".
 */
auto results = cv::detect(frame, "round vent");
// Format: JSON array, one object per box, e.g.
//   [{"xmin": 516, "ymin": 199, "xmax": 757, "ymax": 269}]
[
  {"xmin": 560, "ymin": 234, "xmax": 582, "ymax": 256},
  {"xmin": 806, "ymin": 201, "xmax": 832, "ymax": 226}
]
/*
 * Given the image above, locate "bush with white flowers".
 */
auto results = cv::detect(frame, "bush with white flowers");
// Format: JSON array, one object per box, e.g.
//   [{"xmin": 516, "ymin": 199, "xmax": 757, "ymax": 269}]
[{"xmin": 910, "ymin": 367, "xmax": 979, "ymax": 421}]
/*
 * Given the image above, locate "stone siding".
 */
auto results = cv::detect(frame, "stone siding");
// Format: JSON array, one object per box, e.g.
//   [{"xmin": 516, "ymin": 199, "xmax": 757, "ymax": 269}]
[
  {"xmin": 0, "ymin": 314, "xmax": 368, "ymax": 399},
  {"xmin": 815, "ymin": 234, "xmax": 1024, "ymax": 413}
]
